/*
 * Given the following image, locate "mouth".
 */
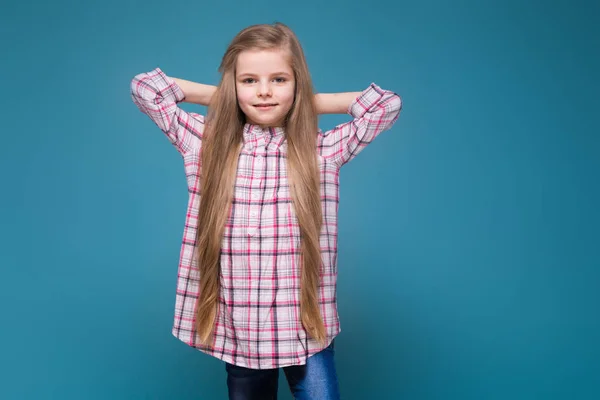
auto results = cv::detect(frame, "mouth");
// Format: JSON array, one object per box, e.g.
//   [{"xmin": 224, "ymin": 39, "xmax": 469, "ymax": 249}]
[{"xmin": 254, "ymin": 103, "xmax": 278, "ymax": 108}]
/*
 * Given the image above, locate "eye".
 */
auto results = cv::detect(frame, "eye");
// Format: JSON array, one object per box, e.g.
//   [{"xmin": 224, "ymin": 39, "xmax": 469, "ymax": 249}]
[
  {"xmin": 242, "ymin": 78, "xmax": 255, "ymax": 84},
  {"xmin": 273, "ymin": 77, "xmax": 286, "ymax": 83}
]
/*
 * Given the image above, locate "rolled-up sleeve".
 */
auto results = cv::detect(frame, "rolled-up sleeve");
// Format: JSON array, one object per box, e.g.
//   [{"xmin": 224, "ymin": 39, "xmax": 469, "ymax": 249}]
[
  {"xmin": 130, "ymin": 67, "xmax": 204, "ymax": 155},
  {"xmin": 319, "ymin": 83, "xmax": 402, "ymax": 166}
]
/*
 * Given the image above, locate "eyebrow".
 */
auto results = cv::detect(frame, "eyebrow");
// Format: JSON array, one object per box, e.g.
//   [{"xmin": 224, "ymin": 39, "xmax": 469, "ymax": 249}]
[{"xmin": 237, "ymin": 72, "xmax": 293, "ymax": 78}]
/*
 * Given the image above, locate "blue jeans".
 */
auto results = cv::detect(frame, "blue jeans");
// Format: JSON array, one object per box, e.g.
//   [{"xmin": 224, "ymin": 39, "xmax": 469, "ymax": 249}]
[{"xmin": 225, "ymin": 341, "xmax": 340, "ymax": 400}]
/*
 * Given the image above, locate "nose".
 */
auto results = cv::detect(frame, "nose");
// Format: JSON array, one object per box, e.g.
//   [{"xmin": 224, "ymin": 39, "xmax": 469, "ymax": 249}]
[{"xmin": 257, "ymin": 81, "xmax": 272, "ymax": 97}]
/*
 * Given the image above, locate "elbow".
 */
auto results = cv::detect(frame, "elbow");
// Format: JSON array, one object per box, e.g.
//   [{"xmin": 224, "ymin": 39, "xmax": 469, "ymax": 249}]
[
  {"xmin": 386, "ymin": 91, "xmax": 402, "ymax": 114},
  {"xmin": 381, "ymin": 92, "xmax": 402, "ymax": 126}
]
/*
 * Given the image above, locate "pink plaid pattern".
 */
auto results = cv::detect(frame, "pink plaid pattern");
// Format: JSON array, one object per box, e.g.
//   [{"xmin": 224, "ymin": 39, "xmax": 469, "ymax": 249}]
[{"xmin": 131, "ymin": 68, "xmax": 402, "ymax": 369}]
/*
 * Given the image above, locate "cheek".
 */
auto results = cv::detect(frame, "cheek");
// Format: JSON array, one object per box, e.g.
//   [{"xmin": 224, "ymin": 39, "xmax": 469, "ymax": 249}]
[
  {"xmin": 236, "ymin": 87, "xmax": 253, "ymax": 108},
  {"xmin": 280, "ymin": 89, "xmax": 295, "ymax": 111}
]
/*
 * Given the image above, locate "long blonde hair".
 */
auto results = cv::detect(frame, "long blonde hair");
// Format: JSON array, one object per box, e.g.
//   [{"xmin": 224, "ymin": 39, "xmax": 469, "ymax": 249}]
[{"xmin": 193, "ymin": 22, "xmax": 326, "ymax": 346}]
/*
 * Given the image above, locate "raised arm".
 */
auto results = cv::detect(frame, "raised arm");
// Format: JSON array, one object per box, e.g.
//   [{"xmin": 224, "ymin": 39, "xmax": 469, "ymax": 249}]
[
  {"xmin": 130, "ymin": 68, "xmax": 207, "ymax": 154},
  {"xmin": 314, "ymin": 92, "xmax": 363, "ymax": 114},
  {"xmin": 171, "ymin": 78, "xmax": 217, "ymax": 107},
  {"xmin": 317, "ymin": 83, "xmax": 402, "ymax": 166}
]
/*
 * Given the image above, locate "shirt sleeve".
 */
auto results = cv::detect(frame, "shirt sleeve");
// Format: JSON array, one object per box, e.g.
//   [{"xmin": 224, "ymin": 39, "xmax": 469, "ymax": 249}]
[
  {"xmin": 130, "ymin": 67, "xmax": 204, "ymax": 155},
  {"xmin": 318, "ymin": 83, "xmax": 402, "ymax": 167}
]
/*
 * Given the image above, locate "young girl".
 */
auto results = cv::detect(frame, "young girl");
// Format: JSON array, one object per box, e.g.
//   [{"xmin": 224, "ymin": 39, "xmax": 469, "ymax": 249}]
[{"xmin": 131, "ymin": 22, "xmax": 401, "ymax": 400}]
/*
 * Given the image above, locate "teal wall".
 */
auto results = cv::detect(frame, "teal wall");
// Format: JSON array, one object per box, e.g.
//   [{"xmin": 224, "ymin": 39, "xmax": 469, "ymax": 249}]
[{"xmin": 1, "ymin": 0, "xmax": 598, "ymax": 398}]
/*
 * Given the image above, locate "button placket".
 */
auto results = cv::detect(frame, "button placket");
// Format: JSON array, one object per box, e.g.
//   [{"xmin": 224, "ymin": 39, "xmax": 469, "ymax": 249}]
[
  {"xmin": 248, "ymin": 199, "xmax": 259, "ymax": 236},
  {"xmin": 248, "ymin": 142, "xmax": 266, "ymax": 237},
  {"xmin": 248, "ymin": 180, "xmax": 261, "ymax": 236}
]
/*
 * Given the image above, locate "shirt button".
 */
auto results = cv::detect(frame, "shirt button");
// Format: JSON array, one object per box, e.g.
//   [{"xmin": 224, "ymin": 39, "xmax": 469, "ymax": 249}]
[
  {"xmin": 252, "ymin": 192, "xmax": 259, "ymax": 199},
  {"xmin": 250, "ymin": 211, "xmax": 257, "ymax": 217}
]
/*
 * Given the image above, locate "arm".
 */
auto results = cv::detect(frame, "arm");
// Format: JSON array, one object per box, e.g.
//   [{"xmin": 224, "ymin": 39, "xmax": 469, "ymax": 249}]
[
  {"xmin": 172, "ymin": 78, "xmax": 217, "ymax": 106},
  {"xmin": 318, "ymin": 83, "xmax": 402, "ymax": 166},
  {"xmin": 314, "ymin": 92, "xmax": 363, "ymax": 114},
  {"xmin": 130, "ymin": 68, "xmax": 205, "ymax": 154}
]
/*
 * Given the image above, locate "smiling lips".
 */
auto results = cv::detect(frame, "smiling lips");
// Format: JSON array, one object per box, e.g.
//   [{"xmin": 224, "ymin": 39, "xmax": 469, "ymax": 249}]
[{"xmin": 254, "ymin": 103, "xmax": 277, "ymax": 107}]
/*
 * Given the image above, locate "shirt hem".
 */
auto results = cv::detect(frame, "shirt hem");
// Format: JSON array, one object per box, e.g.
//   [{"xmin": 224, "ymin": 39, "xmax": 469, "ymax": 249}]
[{"xmin": 171, "ymin": 329, "xmax": 341, "ymax": 369}]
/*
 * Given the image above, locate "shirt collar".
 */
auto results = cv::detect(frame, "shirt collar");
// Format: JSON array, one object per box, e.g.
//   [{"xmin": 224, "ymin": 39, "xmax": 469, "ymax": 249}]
[{"xmin": 242, "ymin": 123, "xmax": 287, "ymax": 151}]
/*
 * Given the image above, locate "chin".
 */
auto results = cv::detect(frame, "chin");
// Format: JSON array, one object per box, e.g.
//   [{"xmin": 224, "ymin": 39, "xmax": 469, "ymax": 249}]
[{"xmin": 252, "ymin": 117, "xmax": 281, "ymax": 127}]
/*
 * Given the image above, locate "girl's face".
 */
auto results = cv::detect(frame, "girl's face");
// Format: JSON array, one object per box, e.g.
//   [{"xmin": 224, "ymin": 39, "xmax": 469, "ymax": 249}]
[{"xmin": 235, "ymin": 48, "xmax": 295, "ymax": 128}]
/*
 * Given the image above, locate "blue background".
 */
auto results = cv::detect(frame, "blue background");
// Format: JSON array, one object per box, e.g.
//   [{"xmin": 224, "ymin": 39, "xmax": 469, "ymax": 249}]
[{"xmin": 1, "ymin": 0, "xmax": 598, "ymax": 398}]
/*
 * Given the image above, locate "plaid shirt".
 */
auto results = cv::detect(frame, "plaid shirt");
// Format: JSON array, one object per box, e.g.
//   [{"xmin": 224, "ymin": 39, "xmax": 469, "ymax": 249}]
[{"xmin": 131, "ymin": 68, "xmax": 402, "ymax": 369}]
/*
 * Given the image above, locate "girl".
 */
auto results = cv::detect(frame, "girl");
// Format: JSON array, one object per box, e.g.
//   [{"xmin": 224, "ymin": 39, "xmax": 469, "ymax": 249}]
[{"xmin": 131, "ymin": 22, "xmax": 401, "ymax": 400}]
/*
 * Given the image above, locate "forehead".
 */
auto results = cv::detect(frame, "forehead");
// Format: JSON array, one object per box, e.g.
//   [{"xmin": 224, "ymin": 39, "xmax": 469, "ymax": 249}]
[{"xmin": 236, "ymin": 49, "xmax": 292, "ymax": 76}]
